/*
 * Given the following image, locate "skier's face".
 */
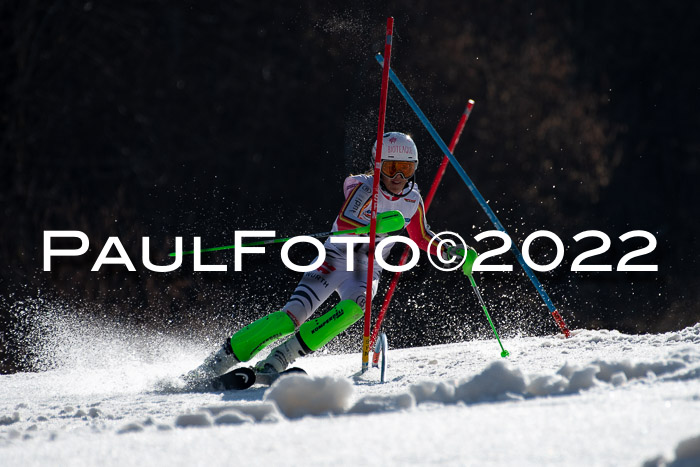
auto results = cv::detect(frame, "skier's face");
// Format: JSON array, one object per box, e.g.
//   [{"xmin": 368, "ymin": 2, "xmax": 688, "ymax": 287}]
[{"xmin": 381, "ymin": 173, "xmax": 409, "ymax": 194}]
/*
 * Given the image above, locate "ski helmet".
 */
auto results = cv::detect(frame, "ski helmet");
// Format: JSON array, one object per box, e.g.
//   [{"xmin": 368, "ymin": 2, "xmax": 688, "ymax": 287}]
[
  {"xmin": 372, "ymin": 132, "xmax": 419, "ymax": 163},
  {"xmin": 372, "ymin": 132, "xmax": 419, "ymax": 180}
]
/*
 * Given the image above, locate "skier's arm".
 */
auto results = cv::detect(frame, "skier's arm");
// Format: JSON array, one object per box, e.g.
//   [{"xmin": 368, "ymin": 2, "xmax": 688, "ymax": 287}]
[
  {"xmin": 405, "ymin": 200, "xmax": 443, "ymax": 257},
  {"xmin": 334, "ymin": 177, "xmax": 372, "ymax": 231},
  {"xmin": 406, "ymin": 199, "xmax": 469, "ymax": 260}
]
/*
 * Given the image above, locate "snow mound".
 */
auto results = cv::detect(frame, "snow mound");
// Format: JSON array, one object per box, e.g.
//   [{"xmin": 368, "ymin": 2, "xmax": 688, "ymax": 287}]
[
  {"xmin": 562, "ymin": 365, "xmax": 601, "ymax": 393},
  {"xmin": 117, "ymin": 422, "xmax": 144, "ymax": 434},
  {"xmin": 406, "ymin": 362, "xmax": 530, "ymax": 405},
  {"xmin": 213, "ymin": 411, "xmax": 254, "ymax": 425},
  {"xmin": 264, "ymin": 374, "xmax": 354, "ymax": 419},
  {"xmin": 644, "ymin": 433, "xmax": 700, "ymax": 466},
  {"xmin": 167, "ymin": 347, "xmax": 700, "ymax": 427},
  {"xmin": 455, "ymin": 361, "xmax": 527, "ymax": 403},
  {"xmin": 348, "ymin": 393, "xmax": 415, "ymax": 414},
  {"xmin": 174, "ymin": 413, "xmax": 213, "ymax": 428},
  {"xmin": 0, "ymin": 413, "xmax": 20, "ymax": 426},
  {"xmin": 404, "ymin": 356, "xmax": 697, "ymax": 408},
  {"xmin": 675, "ymin": 434, "xmax": 700, "ymax": 463},
  {"xmin": 408, "ymin": 380, "xmax": 455, "ymax": 404},
  {"xmin": 200, "ymin": 402, "xmax": 281, "ymax": 423},
  {"xmin": 592, "ymin": 358, "xmax": 687, "ymax": 382},
  {"xmin": 406, "ymin": 357, "xmax": 688, "ymax": 406}
]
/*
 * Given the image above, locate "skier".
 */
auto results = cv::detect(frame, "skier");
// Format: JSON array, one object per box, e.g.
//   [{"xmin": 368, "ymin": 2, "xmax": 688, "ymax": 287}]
[{"xmin": 185, "ymin": 132, "xmax": 470, "ymax": 384}]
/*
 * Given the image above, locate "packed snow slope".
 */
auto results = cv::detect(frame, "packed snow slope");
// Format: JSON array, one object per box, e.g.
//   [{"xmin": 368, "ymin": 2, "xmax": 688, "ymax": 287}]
[{"xmin": 2, "ymin": 323, "xmax": 700, "ymax": 466}]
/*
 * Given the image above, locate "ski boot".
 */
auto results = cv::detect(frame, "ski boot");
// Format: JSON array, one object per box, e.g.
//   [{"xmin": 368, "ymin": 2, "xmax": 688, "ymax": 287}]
[{"xmin": 182, "ymin": 340, "xmax": 239, "ymax": 388}]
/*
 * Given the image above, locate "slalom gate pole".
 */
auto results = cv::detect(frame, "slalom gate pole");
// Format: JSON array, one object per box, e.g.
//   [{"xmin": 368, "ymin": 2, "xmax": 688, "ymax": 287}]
[
  {"xmin": 376, "ymin": 54, "xmax": 571, "ymax": 337},
  {"xmin": 362, "ymin": 17, "xmax": 395, "ymax": 374},
  {"xmin": 423, "ymin": 100, "xmax": 474, "ymax": 210},
  {"xmin": 373, "ymin": 332, "xmax": 388, "ymax": 383},
  {"xmin": 370, "ymin": 100, "xmax": 475, "ymax": 363}
]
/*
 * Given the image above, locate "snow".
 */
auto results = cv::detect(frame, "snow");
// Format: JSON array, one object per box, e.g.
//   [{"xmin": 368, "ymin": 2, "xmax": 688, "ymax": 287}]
[
  {"xmin": 266, "ymin": 375, "xmax": 354, "ymax": 419},
  {"xmin": 1, "ymin": 323, "xmax": 700, "ymax": 466}
]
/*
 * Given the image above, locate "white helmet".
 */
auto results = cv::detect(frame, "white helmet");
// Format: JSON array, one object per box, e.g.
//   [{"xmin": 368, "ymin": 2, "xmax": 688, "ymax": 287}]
[{"xmin": 372, "ymin": 132, "xmax": 418, "ymax": 163}]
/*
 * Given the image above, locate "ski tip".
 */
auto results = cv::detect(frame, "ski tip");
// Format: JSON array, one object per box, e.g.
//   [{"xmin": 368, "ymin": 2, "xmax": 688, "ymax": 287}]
[{"xmin": 216, "ymin": 366, "xmax": 256, "ymax": 391}]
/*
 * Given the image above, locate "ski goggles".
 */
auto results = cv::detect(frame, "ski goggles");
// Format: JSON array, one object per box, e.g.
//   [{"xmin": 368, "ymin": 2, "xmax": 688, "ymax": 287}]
[{"xmin": 381, "ymin": 160, "xmax": 417, "ymax": 179}]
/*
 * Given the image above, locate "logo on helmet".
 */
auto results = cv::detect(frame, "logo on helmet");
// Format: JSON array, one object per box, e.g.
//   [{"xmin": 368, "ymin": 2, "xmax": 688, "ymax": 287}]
[{"xmin": 389, "ymin": 136, "xmax": 397, "ymax": 143}]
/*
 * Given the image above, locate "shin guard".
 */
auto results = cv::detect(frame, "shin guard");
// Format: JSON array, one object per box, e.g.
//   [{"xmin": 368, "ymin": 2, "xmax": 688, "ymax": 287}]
[
  {"xmin": 297, "ymin": 300, "xmax": 363, "ymax": 352},
  {"xmin": 229, "ymin": 311, "xmax": 296, "ymax": 362}
]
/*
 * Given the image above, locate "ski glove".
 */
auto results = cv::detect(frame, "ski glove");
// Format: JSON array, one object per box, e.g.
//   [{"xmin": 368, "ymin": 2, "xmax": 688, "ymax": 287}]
[
  {"xmin": 441, "ymin": 244, "xmax": 478, "ymax": 276},
  {"xmin": 441, "ymin": 242, "xmax": 470, "ymax": 262}
]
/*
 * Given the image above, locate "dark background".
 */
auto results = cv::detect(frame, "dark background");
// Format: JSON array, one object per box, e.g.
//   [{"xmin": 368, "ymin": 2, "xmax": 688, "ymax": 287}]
[{"xmin": 2, "ymin": 1, "xmax": 699, "ymax": 373}]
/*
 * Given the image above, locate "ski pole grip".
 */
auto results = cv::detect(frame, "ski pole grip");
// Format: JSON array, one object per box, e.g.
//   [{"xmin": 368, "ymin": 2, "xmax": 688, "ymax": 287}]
[
  {"xmin": 446, "ymin": 246, "xmax": 465, "ymax": 258},
  {"xmin": 375, "ymin": 210, "xmax": 406, "ymax": 234},
  {"xmin": 462, "ymin": 248, "xmax": 478, "ymax": 276}
]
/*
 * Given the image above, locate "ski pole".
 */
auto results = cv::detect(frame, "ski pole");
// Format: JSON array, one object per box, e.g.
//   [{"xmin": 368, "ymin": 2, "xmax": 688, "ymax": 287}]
[
  {"xmin": 376, "ymin": 54, "xmax": 571, "ymax": 338},
  {"xmin": 362, "ymin": 17, "xmax": 395, "ymax": 374},
  {"xmin": 171, "ymin": 209, "xmax": 405, "ymax": 256},
  {"xmin": 463, "ymin": 249, "xmax": 509, "ymax": 358},
  {"xmin": 370, "ymin": 100, "xmax": 474, "ymax": 362}
]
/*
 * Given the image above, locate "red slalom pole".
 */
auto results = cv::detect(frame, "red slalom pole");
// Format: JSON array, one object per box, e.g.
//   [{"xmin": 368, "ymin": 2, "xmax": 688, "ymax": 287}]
[
  {"xmin": 423, "ymin": 100, "xmax": 474, "ymax": 210},
  {"xmin": 370, "ymin": 100, "xmax": 474, "ymax": 363},
  {"xmin": 362, "ymin": 17, "xmax": 394, "ymax": 373}
]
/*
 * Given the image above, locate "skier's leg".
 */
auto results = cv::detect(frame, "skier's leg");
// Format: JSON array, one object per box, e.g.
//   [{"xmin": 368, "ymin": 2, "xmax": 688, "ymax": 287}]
[
  {"xmin": 335, "ymin": 266, "xmax": 381, "ymax": 311},
  {"xmin": 181, "ymin": 310, "xmax": 295, "ymax": 382},
  {"xmin": 227, "ymin": 256, "xmax": 347, "ymax": 362},
  {"xmin": 187, "ymin": 254, "xmax": 343, "ymax": 381},
  {"xmin": 254, "ymin": 299, "xmax": 363, "ymax": 373},
  {"xmin": 255, "ymin": 267, "xmax": 379, "ymax": 373},
  {"xmin": 230, "ymin": 264, "xmax": 341, "ymax": 364},
  {"xmin": 278, "ymin": 257, "xmax": 341, "ymax": 327}
]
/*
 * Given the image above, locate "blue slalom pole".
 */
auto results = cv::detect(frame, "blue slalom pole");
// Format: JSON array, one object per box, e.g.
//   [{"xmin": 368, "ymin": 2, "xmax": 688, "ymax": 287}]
[{"xmin": 376, "ymin": 54, "xmax": 571, "ymax": 337}]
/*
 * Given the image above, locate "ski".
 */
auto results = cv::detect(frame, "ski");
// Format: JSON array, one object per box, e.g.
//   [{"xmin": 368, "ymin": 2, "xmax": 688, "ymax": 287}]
[
  {"xmin": 212, "ymin": 367, "xmax": 307, "ymax": 391},
  {"xmin": 210, "ymin": 366, "xmax": 255, "ymax": 390},
  {"xmin": 255, "ymin": 367, "xmax": 307, "ymax": 386}
]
